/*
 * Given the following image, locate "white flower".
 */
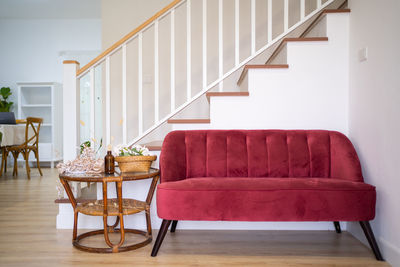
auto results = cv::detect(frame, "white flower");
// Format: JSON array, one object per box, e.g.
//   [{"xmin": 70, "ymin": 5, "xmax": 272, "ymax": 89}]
[
  {"xmin": 141, "ymin": 146, "xmax": 150, "ymax": 156},
  {"xmin": 113, "ymin": 144, "xmax": 151, "ymax": 156},
  {"xmin": 132, "ymin": 145, "xmax": 150, "ymax": 156},
  {"xmin": 113, "ymin": 144, "xmax": 124, "ymax": 157}
]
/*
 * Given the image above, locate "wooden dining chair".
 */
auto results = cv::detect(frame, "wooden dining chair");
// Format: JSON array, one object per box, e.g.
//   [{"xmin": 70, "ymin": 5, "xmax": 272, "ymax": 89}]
[
  {"xmin": 15, "ymin": 119, "xmax": 26, "ymax": 124},
  {"xmin": 7, "ymin": 117, "xmax": 43, "ymax": 179},
  {"xmin": 0, "ymin": 132, "xmax": 8, "ymax": 177}
]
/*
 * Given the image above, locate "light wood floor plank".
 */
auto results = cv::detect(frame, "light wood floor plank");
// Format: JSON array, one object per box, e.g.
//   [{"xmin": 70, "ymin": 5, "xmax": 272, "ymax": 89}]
[{"xmin": 0, "ymin": 168, "xmax": 390, "ymax": 266}]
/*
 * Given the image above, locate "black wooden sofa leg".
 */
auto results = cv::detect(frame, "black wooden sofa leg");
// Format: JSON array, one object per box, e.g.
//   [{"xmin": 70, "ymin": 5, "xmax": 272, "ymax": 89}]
[
  {"xmin": 171, "ymin": 220, "xmax": 178, "ymax": 233},
  {"xmin": 359, "ymin": 221, "xmax": 384, "ymax": 261},
  {"xmin": 333, "ymin": 221, "xmax": 341, "ymax": 233},
  {"xmin": 151, "ymin": 220, "xmax": 171, "ymax": 257}
]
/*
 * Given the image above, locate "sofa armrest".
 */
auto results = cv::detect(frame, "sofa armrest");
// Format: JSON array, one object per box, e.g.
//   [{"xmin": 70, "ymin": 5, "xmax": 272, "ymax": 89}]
[
  {"xmin": 330, "ymin": 131, "xmax": 364, "ymax": 182},
  {"xmin": 160, "ymin": 131, "xmax": 187, "ymax": 183}
]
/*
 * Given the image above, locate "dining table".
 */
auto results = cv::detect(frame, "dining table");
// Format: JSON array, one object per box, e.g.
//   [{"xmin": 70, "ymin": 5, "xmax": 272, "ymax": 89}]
[{"xmin": 0, "ymin": 124, "xmax": 32, "ymax": 146}]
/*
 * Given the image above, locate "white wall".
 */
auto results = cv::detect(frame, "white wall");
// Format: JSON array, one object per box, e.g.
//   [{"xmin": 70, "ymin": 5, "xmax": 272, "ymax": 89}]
[
  {"xmin": 347, "ymin": 0, "xmax": 400, "ymax": 265},
  {"xmin": 0, "ymin": 0, "xmax": 100, "ymax": 20},
  {"xmin": 0, "ymin": 19, "xmax": 101, "ymax": 112}
]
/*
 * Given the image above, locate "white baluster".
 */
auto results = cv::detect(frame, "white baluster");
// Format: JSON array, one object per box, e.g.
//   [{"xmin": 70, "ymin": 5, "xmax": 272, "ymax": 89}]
[
  {"xmin": 89, "ymin": 68, "xmax": 95, "ymax": 142},
  {"xmin": 122, "ymin": 44, "xmax": 127, "ymax": 144},
  {"xmin": 300, "ymin": 0, "xmax": 305, "ymax": 20},
  {"xmin": 105, "ymin": 57, "xmax": 110, "ymax": 147},
  {"xmin": 317, "ymin": 0, "xmax": 322, "ymax": 8},
  {"xmin": 251, "ymin": 0, "xmax": 256, "ymax": 55},
  {"xmin": 284, "ymin": 0, "xmax": 289, "ymax": 31},
  {"xmin": 171, "ymin": 9, "xmax": 175, "ymax": 112},
  {"xmin": 154, "ymin": 20, "xmax": 159, "ymax": 123},
  {"xmin": 62, "ymin": 60, "xmax": 80, "ymax": 161},
  {"xmin": 267, "ymin": 0, "xmax": 272, "ymax": 43},
  {"xmin": 218, "ymin": 0, "xmax": 223, "ymax": 91},
  {"xmin": 235, "ymin": 0, "xmax": 239, "ymax": 66},
  {"xmin": 202, "ymin": 0, "xmax": 207, "ymax": 89},
  {"xmin": 187, "ymin": 0, "xmax": 192, "ymax": 100},
  {"xmin": 138, "ymin": 33, "xmax": 143, "ymax": 135}
]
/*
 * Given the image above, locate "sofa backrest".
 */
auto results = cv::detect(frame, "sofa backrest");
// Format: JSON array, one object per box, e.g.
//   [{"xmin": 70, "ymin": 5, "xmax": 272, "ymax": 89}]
[{"xmin": 160, "ymin": 130, "xmax": 363, "ymax": 183}]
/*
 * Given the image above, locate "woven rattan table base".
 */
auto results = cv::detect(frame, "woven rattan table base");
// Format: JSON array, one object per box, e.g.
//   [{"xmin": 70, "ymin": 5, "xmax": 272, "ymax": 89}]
[
  {"xmin": 73, "ymin": 228, "xmax": 152, "ymax": 253},
  {"xmin": 76, "ymin": 198, "xmax": 147, "ymax": 216}
]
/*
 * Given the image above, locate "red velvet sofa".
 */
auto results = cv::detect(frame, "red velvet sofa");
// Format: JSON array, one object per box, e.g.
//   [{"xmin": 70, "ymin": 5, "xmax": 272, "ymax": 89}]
[{"xmin": 151, "ymin": 130, "xmax": 383, "ymax": 260}]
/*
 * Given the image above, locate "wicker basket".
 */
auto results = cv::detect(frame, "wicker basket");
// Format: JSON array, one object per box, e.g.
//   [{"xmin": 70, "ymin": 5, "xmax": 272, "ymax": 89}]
[{"xmin": 115, "ymin": 155, "xmax": 157, "ymax": 173}]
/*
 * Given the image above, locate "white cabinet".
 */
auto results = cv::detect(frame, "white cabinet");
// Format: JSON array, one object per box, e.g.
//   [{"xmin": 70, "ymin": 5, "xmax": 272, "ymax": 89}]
[{"xmin": 17, "ymin": 82, "xmax": 62, "ymax": 167}]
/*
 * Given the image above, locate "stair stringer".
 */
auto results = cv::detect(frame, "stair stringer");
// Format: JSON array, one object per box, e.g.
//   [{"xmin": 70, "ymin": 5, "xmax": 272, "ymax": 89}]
[{"xmin": 209, "ymin": 12, "xmax": 349, "ymax": 134}]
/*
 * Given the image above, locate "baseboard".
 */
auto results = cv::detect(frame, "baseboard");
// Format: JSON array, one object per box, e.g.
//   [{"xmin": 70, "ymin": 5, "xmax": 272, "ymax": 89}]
[
  {"xmin": 379, "ymin": 237, "xmax": 400, "ymax": 266},
  {"xmin": 57, "ymin": 204, "xmax": 345, "ymax": 231},
  {"xmin": 347, "ymin": 221, "xmax": 400, "ymax": 265},
  {"xmin": 170, "ymin": 221, "xmax": 346, "ymax": 231}
]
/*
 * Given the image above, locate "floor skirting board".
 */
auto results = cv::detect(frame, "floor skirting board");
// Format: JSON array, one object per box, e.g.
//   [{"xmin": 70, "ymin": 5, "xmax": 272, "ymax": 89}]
[
  {"xmin": 347, "ymin": 221, "xmax": 399, "ymax": 265},
  {"xmin": 57, "ymin": 206, "xmax": 345, "ymax": 231},
  {"xmin": 378, "ymin": 237, "xmax": 400, "ymax": 266}
]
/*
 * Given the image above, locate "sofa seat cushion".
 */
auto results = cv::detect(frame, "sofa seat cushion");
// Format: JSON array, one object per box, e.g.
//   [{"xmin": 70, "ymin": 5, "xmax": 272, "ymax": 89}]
[{"xmin": 156, "ymin": 178, "xmax": 376, "ymax": 221}]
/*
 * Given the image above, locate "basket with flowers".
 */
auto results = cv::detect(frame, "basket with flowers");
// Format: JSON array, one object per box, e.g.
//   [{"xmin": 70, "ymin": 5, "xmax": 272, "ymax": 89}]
[{"xmin": 114, "ymin": 144, "xmax": 156, "ymax": 172}]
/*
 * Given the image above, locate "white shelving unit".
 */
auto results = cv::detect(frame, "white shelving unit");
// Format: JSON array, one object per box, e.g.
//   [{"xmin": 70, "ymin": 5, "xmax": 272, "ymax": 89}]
[{"xmin": 17, "ymin": 82, "xmax": 63, "ymax": 167}]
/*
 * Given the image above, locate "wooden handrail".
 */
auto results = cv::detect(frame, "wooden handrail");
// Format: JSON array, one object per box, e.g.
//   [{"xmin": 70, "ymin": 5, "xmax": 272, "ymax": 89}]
[{"xmin": 76, "ymin": 0, "xmax": 183, "ymax": 77}]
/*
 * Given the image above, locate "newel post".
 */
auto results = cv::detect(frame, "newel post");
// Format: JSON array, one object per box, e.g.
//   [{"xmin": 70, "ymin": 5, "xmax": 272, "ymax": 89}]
[
  {"xmin": 63, "ymin": 60, "xmax": 81, "ymax": 197},
  {"xmin": 62, "ymin": 60, "xmax": 80, "ymax": 162},
  {"xmin": 62, "ymin": 60, "xmax": 81, "ymax": 197}
]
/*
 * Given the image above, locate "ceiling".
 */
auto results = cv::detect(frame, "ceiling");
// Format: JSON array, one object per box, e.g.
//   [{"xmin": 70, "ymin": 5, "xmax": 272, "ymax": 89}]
[{"xmin": 0, "ymin": 0, "xmax": 101, "ymax": 19}]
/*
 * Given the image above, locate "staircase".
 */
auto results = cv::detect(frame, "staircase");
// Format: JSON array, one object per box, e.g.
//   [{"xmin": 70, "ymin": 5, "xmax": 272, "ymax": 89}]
[
  {"xmin": 62, "ymin": 0, "xmax": 348, "ymax": 160},
  {"xmin": 59, "ymin": 0, "xmax": 352, "ymax": 230},
  {"xmin": 145, "ymin": 8, "xmax": 350, "ymax": 151}
]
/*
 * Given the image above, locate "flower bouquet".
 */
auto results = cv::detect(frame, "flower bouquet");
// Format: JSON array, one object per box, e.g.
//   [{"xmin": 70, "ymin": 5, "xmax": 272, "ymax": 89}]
[
  {"xmin": 56, "ymin": 140, "xmax": 104, "ymax": 175},
  {"xmin": 114, "ymin": 144, "xmax": 156, "ymax": 172}
]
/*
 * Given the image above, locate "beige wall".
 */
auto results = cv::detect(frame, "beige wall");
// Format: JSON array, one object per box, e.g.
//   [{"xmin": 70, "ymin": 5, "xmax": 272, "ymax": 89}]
[
  {"xmin": 102, "ymin": 0, "xmax": 167, "ymax": 145},
  {"xmin": 102, "ymin": 0, "xmax": 166, "ymax": 49}
]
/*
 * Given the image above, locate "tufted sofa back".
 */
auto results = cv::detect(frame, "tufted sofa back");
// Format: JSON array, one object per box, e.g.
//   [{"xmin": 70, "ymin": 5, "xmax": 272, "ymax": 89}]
[{"xmin": 160, "ymin": 130, "xmax": 363, "ymax": 183}]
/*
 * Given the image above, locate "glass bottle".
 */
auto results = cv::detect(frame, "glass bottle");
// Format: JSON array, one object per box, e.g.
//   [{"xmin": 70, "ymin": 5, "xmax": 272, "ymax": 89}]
[{"xmin": 104, "ymin": 150, "xmax": 115, "ymax": 174}]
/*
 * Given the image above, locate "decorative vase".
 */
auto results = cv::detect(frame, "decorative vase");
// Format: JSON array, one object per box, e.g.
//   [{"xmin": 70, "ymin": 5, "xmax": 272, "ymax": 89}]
[{"xmin": 115, "ymin": 155, "xmax": 157, "ymax": 172}]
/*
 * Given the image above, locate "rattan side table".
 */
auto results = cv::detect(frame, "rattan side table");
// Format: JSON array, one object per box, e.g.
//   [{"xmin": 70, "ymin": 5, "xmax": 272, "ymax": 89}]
[{"xmin": 59, "ymin": 168, "xmax": 160, "ymax": 253}]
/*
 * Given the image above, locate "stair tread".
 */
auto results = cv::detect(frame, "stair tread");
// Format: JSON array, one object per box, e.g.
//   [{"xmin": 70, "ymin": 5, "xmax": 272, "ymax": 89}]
[
  {"xmin": 168, "ymin": 119, "xmax": 211, "ymax": 124},
  {"xmin": 55, "ymin": 184, "xmax": 97, "ymax": 204},
  {"xmin": 244, "ymin": 64, "xmax": 289, "ymax": 69},
  {"xmin": 206, "ymin": 91, "xmax": 249, "ymax": 97},
  {"xmin": 323, "ymin": 8, "xmax": 351, "ymax": 14},
  {"xmin": 282, "ymin": 37, "xmax": 328, "ymax": 42},
  {"xmin": 237, "ymin": 64, "xmax": 289, "ymax": 86},
  {"xmin": 141, "ymin": 140, "xmax": 163, "ymax": 151},
  {"xmin": 206, "ymin": 91, "xmax": 249, "ymax": 101}
]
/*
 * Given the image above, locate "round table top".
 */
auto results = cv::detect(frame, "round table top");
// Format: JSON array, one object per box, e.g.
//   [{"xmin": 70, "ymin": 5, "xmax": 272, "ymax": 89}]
[{"xmin": 59, "ymin": 168, "xmax": 159, "ymax": 182}]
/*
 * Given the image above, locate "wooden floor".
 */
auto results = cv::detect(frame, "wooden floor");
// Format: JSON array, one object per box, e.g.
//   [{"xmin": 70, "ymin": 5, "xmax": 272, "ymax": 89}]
[{"xmin": 0, "ymin": 168, "xmax": 390, "ymax": 267}]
